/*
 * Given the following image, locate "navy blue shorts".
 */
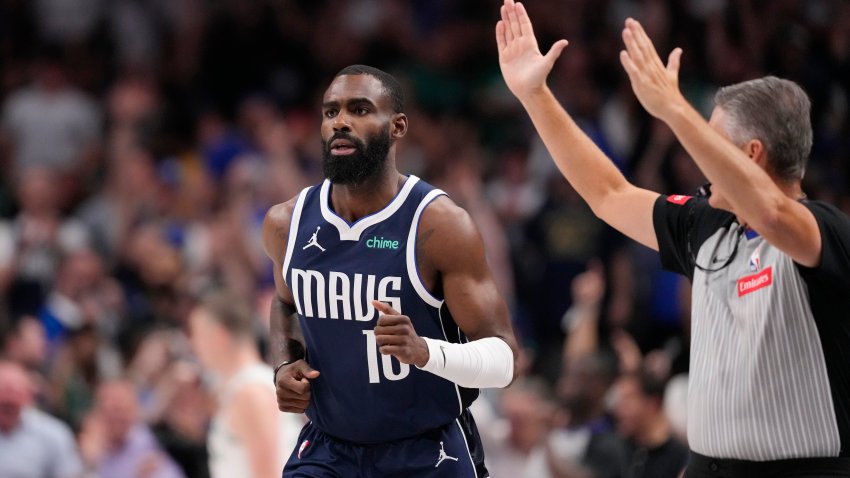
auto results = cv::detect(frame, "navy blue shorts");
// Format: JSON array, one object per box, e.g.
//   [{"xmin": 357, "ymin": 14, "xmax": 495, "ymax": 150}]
[{"xmin": 283, "ymin": 409, "xmax": 488, "ymax": 478}]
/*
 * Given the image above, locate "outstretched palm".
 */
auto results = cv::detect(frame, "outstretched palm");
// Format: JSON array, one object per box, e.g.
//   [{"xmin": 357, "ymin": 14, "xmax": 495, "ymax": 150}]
[{"xmin": 496, "ymin": 0, "xmax": 568, "ymax": 101}]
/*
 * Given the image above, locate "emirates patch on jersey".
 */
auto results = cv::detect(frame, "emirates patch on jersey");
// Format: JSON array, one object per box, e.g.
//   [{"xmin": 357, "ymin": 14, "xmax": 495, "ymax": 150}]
[
  {"xmin": 737, "ymin": 266, "xmax": 773, "ymax": 297},
  {"xmin": 667, "ymin": 195, "xmax": 693, "ymax": 205}
]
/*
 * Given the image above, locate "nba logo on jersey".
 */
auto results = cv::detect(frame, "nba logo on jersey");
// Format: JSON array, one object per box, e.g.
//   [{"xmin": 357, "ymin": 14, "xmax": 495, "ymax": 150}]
[{"xmin": 298, "ymin": 440, "xmax": 310, "ymax": 459}]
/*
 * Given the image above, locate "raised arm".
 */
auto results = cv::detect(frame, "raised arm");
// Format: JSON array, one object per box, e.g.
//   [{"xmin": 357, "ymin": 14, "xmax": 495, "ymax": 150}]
[
  {"xmin": 619, "ymin": 18, "xmax": 822, "ymax": 267},
  {"xmin": 496, "ymin": 0, "xmax": 660, "ymax": 250},
  {"xmin": 261, "ymin": 201, "xmax": 319, "ymax": 413}
]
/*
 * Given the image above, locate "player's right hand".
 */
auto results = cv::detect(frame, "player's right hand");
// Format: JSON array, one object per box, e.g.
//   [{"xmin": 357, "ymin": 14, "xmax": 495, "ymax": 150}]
[{"xmin": 274, "ymin": 359, "xmax": 320, "ymax": 413}]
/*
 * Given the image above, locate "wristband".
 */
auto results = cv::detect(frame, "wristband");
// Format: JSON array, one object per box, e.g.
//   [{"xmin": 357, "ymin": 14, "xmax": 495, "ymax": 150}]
[
  {"xmin": 272, "ymin": 339, "xmax": 306, "ymax": 385},
  {"xmin": 273, "ymin": 359, "xmax": 297, "ymax": 385}
]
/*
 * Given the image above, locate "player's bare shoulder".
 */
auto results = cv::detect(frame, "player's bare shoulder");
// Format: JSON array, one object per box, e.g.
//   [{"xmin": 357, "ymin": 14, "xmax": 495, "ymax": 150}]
[
  {"xmin": 417, "ymin": 195, "xmax": 484, "ymax": 271},
  {"xmin": 262, "ymin": 196, "xmax": 300, "ymax": 262}
]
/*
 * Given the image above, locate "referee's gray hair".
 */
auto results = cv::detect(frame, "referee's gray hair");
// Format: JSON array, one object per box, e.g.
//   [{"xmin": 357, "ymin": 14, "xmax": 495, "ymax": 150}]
[{"xmin": 714, "ymin": 76, "xmax": 812, "ymax": 182}]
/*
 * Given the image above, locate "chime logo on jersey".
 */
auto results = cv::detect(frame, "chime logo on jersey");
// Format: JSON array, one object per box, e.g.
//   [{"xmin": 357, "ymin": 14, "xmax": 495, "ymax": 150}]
[
  {"xmin": 290, "ymin": 267, "xmax": 402, "ymax": 320},
  {"xmin": 366, "ymin": 236, "xmax": 399, "ymax": 250}
]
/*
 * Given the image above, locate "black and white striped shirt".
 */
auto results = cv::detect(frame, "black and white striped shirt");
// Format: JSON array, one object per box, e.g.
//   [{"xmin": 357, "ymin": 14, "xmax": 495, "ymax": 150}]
[{"xmin": 653, "ymin": 195, "xmax": 850, "ymax": 461}]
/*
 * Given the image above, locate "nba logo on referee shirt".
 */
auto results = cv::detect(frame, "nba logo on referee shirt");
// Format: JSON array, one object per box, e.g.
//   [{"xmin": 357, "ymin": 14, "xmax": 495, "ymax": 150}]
[{"xmin": 748, "ymin": 255, "xmax": 760, "ymax": 272}]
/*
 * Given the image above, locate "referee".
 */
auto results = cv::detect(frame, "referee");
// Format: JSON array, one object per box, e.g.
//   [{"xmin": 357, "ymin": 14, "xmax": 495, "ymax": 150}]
[{"xmin": 496, "ymin": 1, "xmax": 850, "ymax": 476}]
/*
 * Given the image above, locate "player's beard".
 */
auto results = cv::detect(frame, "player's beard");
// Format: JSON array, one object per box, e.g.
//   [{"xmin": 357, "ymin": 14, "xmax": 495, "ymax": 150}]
[{"xmin": 322, "ymin": 125, "xmax": 391, "ymax": 186}]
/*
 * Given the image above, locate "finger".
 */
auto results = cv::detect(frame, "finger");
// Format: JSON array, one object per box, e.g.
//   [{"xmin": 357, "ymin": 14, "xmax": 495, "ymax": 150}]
[
  {"xmin": 500, "ymin": 5, "xmax": 514, "ymax": 43},
  {"xmin": 515, "ymin": 1, "xmax": 532, "ymax": 37},
  {"xmin": 544, "ymin": 39, "xmax": 569, "ymax": 66},
  {"xmin": 277, "ymin": 398, "xmax": 310, "ymax": 412},
  {"xmin": 629, "ymin": 19, "xmax": 664, "ymax": 69},
  {"xmin": 277, "ymin": 395, "xmax": 311, "ymax": 409},
  {"xmin": 378, "ymin": 345, "xmax": 407, "ymax": 357},
  {"xmin": 375, "ymin": 335, "xmax": 407, "ymax": 347},
  {"xmin": 375, "ymin": 313, "xmax": 408, "ymax": 327},
  {"xmin": 279, "ymin": 405, "xmax": 308, "ymax": 413},
  {"xmin": 619, "ymin": 50, "xmax": 639, "ymax": 79},
  {"xmin": 290, "ymin": 360, "xmax": 320, "ymax": 379},
  {"xmin": 505, "ymin": 0, "xmax": 522, "ymax": 40},
  {"xmin": 496, "ymin": 20, "xmax": 506, "ymax": 52},
  {"xmin": 667, "ymin": 47, "xmax": 682, "ymax": 75},
  {"xmin": 285, "ymin": 377, "xmax": 313, "ymax": 395},
  {"xmin": 373, "ymin": 323, "xmax": 409, "ymax": 336},
  {"xmin": 372, "ymin": 300, "xmax": 400, "ymax": 316},
  {"xmin": 622, "ymin": 27, "xmax": 644, "ymax": 66}
]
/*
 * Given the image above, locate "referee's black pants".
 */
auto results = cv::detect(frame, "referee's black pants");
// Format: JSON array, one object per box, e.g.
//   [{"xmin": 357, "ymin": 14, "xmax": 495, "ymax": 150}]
[{"xmin": 685, "ymin": 451, "xmax": 850, "ymax": 478}]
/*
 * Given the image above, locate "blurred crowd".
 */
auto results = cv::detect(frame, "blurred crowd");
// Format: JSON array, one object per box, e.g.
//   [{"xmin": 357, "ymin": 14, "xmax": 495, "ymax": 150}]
[{"xmin": 0, "ymin": 0, "xmax": 848, "ymax": 477}]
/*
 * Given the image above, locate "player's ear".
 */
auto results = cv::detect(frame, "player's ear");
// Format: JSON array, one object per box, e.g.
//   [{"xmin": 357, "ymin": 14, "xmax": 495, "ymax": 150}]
[{"xmin": 391, "ymin": 113, "xmax": 407, "ymax": 139}]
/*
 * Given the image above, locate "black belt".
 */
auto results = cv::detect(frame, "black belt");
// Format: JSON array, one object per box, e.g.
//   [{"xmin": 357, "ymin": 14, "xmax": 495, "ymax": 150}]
[{"xmin": 685, "ymin": 450, "xmax": 850, "ymax": 478}]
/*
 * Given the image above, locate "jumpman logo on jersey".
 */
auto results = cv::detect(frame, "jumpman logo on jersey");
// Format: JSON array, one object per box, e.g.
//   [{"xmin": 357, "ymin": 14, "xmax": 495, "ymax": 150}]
[
  {"xmin": 303, "ymin": 226, "xmax": 326, "ymax": 252},
  {"xmin": 435, "ymin": 441, "xmax": 458, "ymax": 468}
]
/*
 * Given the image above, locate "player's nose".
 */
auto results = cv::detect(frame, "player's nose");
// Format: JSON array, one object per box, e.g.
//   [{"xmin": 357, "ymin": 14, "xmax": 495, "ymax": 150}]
[{"xmin": 332, "ymin": 111, "xmax": 352, "ymax": 132}]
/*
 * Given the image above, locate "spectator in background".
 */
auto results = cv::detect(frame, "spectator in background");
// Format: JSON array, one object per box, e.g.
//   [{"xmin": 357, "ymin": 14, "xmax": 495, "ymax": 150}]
[
  {"xmin": 1, "ymin": 315, "xmax": 50, "ymax": 407},
  {"xmin": 79, "ymin": 379, "xmax": 185, "ymax": 478},
  {"xmin": 189, "ymin": 290, "xmax": 302, "ymax": 478},
  {"xmin": 2, "ymin": 315, "xmax": 48, "ymax": 374},
  {"xmin": 525, "ymin": 352, "xmax": 628, "ymax": 478},
  {"xmin": 124, "ymin": 329, "xmax": 211, "ymax": 477},
  {"xmin": 612, "ymin": 370, "xmax": 688, "ymax": 478},
  {"xmin": 0, "ymin": 45, "xmax": 101, "ymax": 198},
  {"xmin": 475, "ymin": 377, "xmax": 558, "ymax": 478},
  {"xmin": 76, "ymin": 145, "xmax": 160, "ymax": 260},
  {"xmin": 46, "ymin": 323, "xmax": 122, "ymax": 430},
  {"xmin": 37, "ymin": 248, "xmax": 122, "ymax": 350},
  {"xmin": 0, "ymin": 166, "xmax": 91, "ymax": 316},
  {"xmin": 149, "ymin": 360, "xmax": 211, "ymax": 478},
  {"xmin": 0, "ymin": 359, "xmax": 84, "ymax": 478}
]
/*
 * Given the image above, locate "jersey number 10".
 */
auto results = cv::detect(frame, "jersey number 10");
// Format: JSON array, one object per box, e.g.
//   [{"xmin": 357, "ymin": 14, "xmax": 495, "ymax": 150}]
[{"xmin": 362, "ymin": 330, "xmax": 410, "ymax": 383}]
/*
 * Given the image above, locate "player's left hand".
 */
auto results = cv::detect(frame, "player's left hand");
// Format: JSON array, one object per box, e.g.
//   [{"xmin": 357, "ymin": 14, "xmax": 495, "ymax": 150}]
[
  {"xmin": 373, "ymin": 300, "xmax": 430, "ymax": 368},
  {"xmin": 619, "ymin": 18, "xmax": 684, "ymax": 122}
]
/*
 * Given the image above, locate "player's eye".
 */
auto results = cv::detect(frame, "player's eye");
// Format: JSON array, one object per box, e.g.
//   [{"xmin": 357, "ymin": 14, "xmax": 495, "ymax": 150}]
[
  {"xmin": 355, "ymin": 106, "xmax": 369, "ymax": 115},
  {"xmin": 324, "ymin": 109, "xmax": 338, "ymax": 118}
]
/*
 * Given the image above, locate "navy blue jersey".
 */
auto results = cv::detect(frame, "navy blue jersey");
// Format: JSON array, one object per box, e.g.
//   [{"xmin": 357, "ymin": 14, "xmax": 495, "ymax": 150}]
[{"xmin": 282, "ymin": 175, "xmax": 479, "ymax": 444}]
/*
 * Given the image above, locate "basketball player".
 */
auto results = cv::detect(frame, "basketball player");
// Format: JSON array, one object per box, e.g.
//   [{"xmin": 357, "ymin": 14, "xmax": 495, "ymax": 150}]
[
  {"xmin": 496, "ymin": 0, "xmax": 850, "ymax": 476},
  {"xmin": 189, "ymin": 291, "xmax": 303, "ymax": 477},
  {"xmin": 261, "ymin": 65, "xmax": 519, "ymax": 477}
]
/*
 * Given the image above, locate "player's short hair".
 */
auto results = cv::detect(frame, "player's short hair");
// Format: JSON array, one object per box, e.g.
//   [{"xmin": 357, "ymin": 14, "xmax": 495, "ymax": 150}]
[
  {"xmin": 334, "ymin": 65, "xmax": 404, "ymax": 113},
  {"xmin": 714, "ymin": 76, "xmax": 812, "ymax": 182},
  {"xmin": 197, "ymin": 290, "xmax": 256, "ymax": 339}
]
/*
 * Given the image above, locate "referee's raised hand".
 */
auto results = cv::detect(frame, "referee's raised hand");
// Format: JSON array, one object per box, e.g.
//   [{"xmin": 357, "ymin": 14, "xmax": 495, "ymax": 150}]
[
  {"xmin": 619, "ymin": 18, "xmax": 684, "ymax": 123},
  {"xmin": 496, "ymin": 0, "xmax": 568, "ymax": 101}
]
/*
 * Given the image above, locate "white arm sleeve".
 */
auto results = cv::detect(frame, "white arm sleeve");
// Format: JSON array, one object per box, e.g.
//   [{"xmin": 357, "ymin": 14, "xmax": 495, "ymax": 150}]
[{"xmin": 416, "ymin": 336, "xmax": 514, "ymax": 388}]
